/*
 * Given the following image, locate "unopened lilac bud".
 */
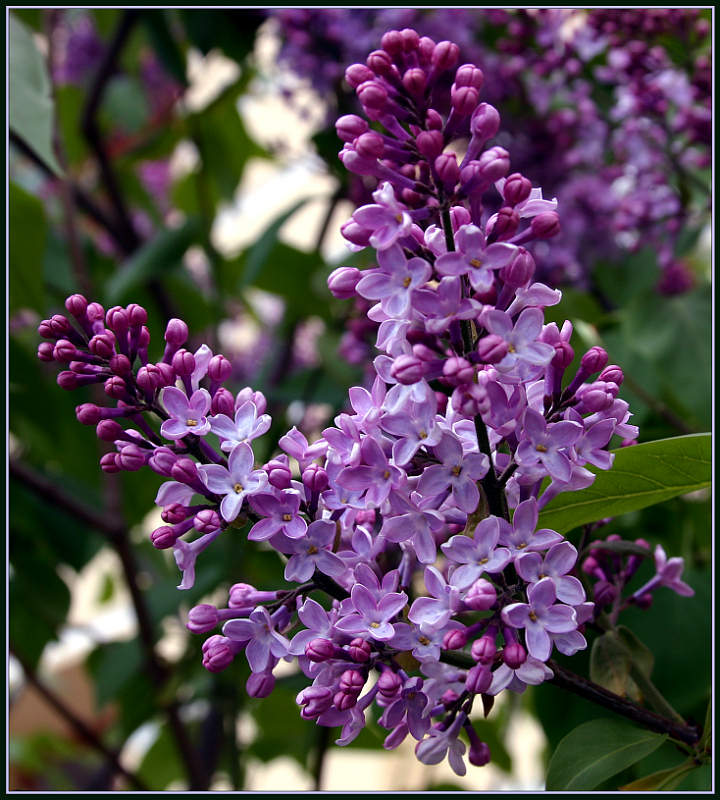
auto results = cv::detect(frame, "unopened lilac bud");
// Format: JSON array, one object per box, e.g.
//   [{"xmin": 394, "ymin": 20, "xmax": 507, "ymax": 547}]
[
  {"xmin": 471, "ymin": 635, "xmax": 497, "ymax": 664},
  {"xmin": 155, "ymin": 361, "xmax": 175, "ymax": 387},
  {"xmin": 451, "ymin": 84, "xmax": 479, "ymax": 116},
  {"xmin": 577, "ymin": 382, "xmax": 617, "ymax": 412},
  {"xmin": 106, "ymin": 306, "xmax": 129, "ymax": 334},
  {"xmin": 76, "ymin": 403, "xmax": 102, "ymax": 425},
  {"xmin": 299, "ymin": 686, "xmax": 334, "ymax": 719},
  {"xmin": 136, "ymin": 365, "xmax": 159, "ymax": 393},
  {"xmin": 488, "ymin": 207, "xmax": 519, "ymax": 242},
  {"xmin": 531, "ymin": 212, "xmax": 560, "ymax": 239},
  {"xmin": 464, "ymin": 578, "xmax": 497, "ymax": 610},
  {"xmin": 265, "ymin": 457, "xmax": 292, "ymax": 490},
  {"xmin": 150, "ymin": 525, "xmax": 179, "ymax": 549},
  {"xmin": 86, "ymin": 302, "xmax": 105, "ymax": 325},
  {"xmin": 109, "ymin": 354, "xmax": 131, "ymax": 375},
  {"xmin": 435, "ymin": 152, "xmax": 460, "ymax": 189},
  {"xmin": 425, "ymin": 109, "xmax": 443, "ymax": 130},
  {"xmin": 38, "ymin": 342, "xmax": 55, "ymax": 361},
  {"xmin": 65, "ymin": 293, "xmax": 88, "ymax": 318},
  {"xmin": 503, "ymin": 642, "xmax": 526, "ymax": 670},
  {"xmin": 186, "ymin": 604, "xmax": 220, "ymax": 634},
  {"xmin": 171, "ymin": 457, "xmax": 198, "ymax": 485},
  {"xmin": 593, "ymin": 580, "xmax": 618, "ymax": 608},
  {"xmin": 247, "ymin": 670, "xmax": 275, "ymax": 698},
  {"xmin": 476, "ymin": 334, "xmax": 507, "ymax": 364},
  {"xmin": 581, "ymin": 346, "xmax": 608, "ymax": 376},
  {"xmin": 552, "ymin": 341, "xmax": 575, "ymax": 370},
  {"xmin": 339, "ymin": 669, "xmax": 366, "ymax": 695},
  {"xmin": 470, "ymin": 103, "xmax": 500, "ymax": 141},
  {"xmin": 380, "ymin": 29, "xmax": 404, "ymax": 55},
  {"xmin": 53, "ymin": 339, "xmax": 77, "ymax": 362},
  {"xmin": 100, "ymin": 453, "xmax": 121, "ymax": 473},
  {"xmin": 349, "ymin": 638, "xmax": 371, "ymax": 663},
  {"xmin": 466, "ymin": 663, "xmax": 492, "ymax": 694},
  {"xmin": 164, "ymin": 318, "xmax": 188, "ymax": 347},
  {"xmin": 443, "ymin": 356, "xmax": 475, "ymax": 385},
  {"xmin": 117, "ymin": 444, "xmax": 146, "ymax": 471},
  {"xmin": 104, "ymin": 376, "xmax": 127, "ymax": 400},
  {"xmin": 194, "ymin": 509, "xmax": 222, "ymax": 534},
  {"xmin": 207, "ymin": 354, "xmax": 232, "ymax": 386},
  {"xmin": 302, "ymin": 463, "xmax": 328, "ymax": 492},
  {"xmin": 235, "ymin": 387, "xmax": 267, "ymax": 415},
  {"xmin": 333, "ymin": 689, "xmax": 358, "ymax": 711},
  {"xmin": 202, "ymin": 635, "xmax": 236, "ymax": 672},
  {"xmin": 162, "ymin": 503, "xmax": 189, "ymax": 524},
  {"xmin": 336, "ymin": 113, "xmax": 368, "ymax": 141},
  {"xmin": 403, "ymin": 67, "xmax": 426, "ymax": 96},
  {"xmin": 468, "ymin": 740, "xmax": 491, "ymax": 767},
  {"xmin": 452, "ymin": 383, "xmax": 490, "ymax": 417},
  {"xmin": 96, "ymin": 419, "xmax": 124, "ymax": 441},
  {"xmin": 377, "ymin": 670, "xmax": 402, "ymax": 700},
  {"xmin": 126, "ymin": 303, "xmax": 147, "ymax": 327},
  {"xmin": 418, "ymin": 35, "xmax": 435, "ymax": 62},
  {"xmin": 432, "ymin": 40, "xmax": 459, "ymax": 71},
  {"xmin": 211, "ymin": 387, "xmax": 235, "ymax": 417},
  {"xmin": 400, "ymin": 27, "xmax": 419, "ymax": 52},
  {"xmin": 89, "ymin": 333, "xmax": 116, "ymax": 359},
  {"xmin": 455, "ymin": 64, "xmax": 484, "ymax": 90},
  {"xmin": 634, "ymin": 592, "xmax": 653, "ymax": 610},
  {"xmin": 416, "ymin": 130, "xmax": 444, "ymax": 161},
  {"xmin": 355, "ymin": 131, "xmax": 384, "ymax": 159},
  {"xmin": 172, "ymin": 348, "xmax": 195, "ymax": 377},
  {"xmin": 57, "ymin": 371, "xmax": 80, "ymax": 389},
  {"xmin": 341, "ymin": 219, "xmax": 372, "ymax": 248},
  {"xmin": 599, "ymin": 364, "xmax": 624, "ymax": 385},
  {"xmin": 137, "ymin": 325, "xmax": 150, "ymax": 350},
  {"xmin": 328, "ymin": 266, "xmax": 362, "ymax": 299},
  {"xmin": 345, "ymin": 63, "xmax": 374, "ymax": 89},
  {"xmin": 357, "ymin": 80, "xmax": 387, "ymax": 112},
  {"xmin": 391, "ymin": 353, "xmax": 426, "ymax": 385},
  {"xmin": 441, "ymin": 689, "xmax": 460, "ymax": 706},
  {"xmin": 503, "ymin": 173, "xmax": 532, "ymax": 206},
  {"xmin": 477, "ymin": 146, "xmax": 510, "ymax": 182},
  {"xmin": 228, "ymin": 582, "xmax": 257, "ymax": 609},
  {"xmin": 442, "ymin": 628, "xmax": 468, "ymax": 650},
  {"xmin": 148, "ymin": 447, "xmax": 177, "ymax": 476},
  {"xmin": 306, "ymin": 638, "xmax": 336, "ymax": 663},
  {"xmin": 500, "ymin": 248, "xmax": 535, "ymax": 287},
  {"xmin": 366, "ymin": 49, "xmax": 394, "ymax": 77}
]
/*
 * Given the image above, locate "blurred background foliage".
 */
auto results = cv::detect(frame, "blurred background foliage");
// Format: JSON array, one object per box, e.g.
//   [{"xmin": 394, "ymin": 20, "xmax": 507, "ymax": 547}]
[{"xmin": 8, "ymin": 8, "xmax": 711, "ymax": 791}]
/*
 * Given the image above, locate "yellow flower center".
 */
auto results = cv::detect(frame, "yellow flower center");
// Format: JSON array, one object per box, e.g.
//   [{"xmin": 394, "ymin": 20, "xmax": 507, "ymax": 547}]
[
  {"xmin": 470, "ymin": 258, "xmax": 483, "ymax": 268},
  {"xmin": 418, "ymin": 636, "xmax": 430, "ymax": 645},
  {"xmin": 370, "ymin": 621, "xmax": 380, "ymax": 628},
  {"xmin": 186, "ymin": 418, "xmax": 198, "ymax": 427},
  {"xmin": 233, "ymin": 483, "xmax": 244, "ymax": 494},
  {"xmin": 396, "ymin": 213, "xmax": 404, "ymax": 223},
  {"xmin": 529, "ymin": 611, "xmax": 537, "ymax": 622},
  {"xmin": 402, "ymin": 276, "xmax": 412, "ymax": 288},
  {"xmin": 383, "ymin": 469, "xmax": 391, "ymax": 479},
  {"xmin": 536, "ymin": 444, "xmax": 548, "ymax": 452},
  {"xmin": 282, "ymin": 513, "xmax": 293, "ymax": 522},
  {"xmin": 508, "ymin": 344, "xmax": 516, "ymax": 353},
  {"xmin": 307, "ymin": 545, "xmax": 319, "ymax": 555},
  {"xmin": 452, "ymin": 465, "xmax": 462, "ymax": 476}
]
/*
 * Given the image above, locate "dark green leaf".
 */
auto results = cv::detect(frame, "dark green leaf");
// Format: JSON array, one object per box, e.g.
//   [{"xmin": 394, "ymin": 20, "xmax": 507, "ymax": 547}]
[
  {"xmin": 545, "ymin": 719, "xmax": 667, "ymax": 790},
  {"xmin": 9, "ymin": 13, "xmax": 62, "ymax": 174},
  {"xmin": 86, "ymin": 640, "xmax": 143, "ymax": 708},
  {"xmin": 589, "ymin": 631, "xmax": 632, "ymax": 697},
  {"xmin": 104, "ymin": 217, "xmax": 201, "ymax": 304},
  {"xmin": 581, "ymin": 540, "xmax": 651, "ymax": 559},
  {"xmin": 619, "ymin": 759, "xmax": 698, "ymax": 791},
  {"xmin": 137, "ymin": 723, "xmax": 185, "ymax": 790},
  {"xmin": 616, "ymin": 625, "xmax": 654, "ymax": 679},
  {"xmin": 9, "ymin": 182, "xmax": 47, "ymax": 313},
  {"xmin": 538, "ymin": 433, "xmax": 711, "ymax": 535},
  {"xmin": 101, "ymin": 75, "xmax": 150, "ymax": 134}
]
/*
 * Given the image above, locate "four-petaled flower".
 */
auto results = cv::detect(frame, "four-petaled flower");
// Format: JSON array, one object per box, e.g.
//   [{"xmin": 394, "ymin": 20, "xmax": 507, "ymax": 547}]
[
  {"xmin": 209, "ymin": 400, "xmax": 271, "ymax": 451},
  {"xmin": 335, "ymin": 583, "xmax": 408, "ymax": 641},
  {"xmin": 197, "ymin": 442, "xmax": 268, "ymax": 522},
  {"xmin": 160, "ymin": 386, "xmax": 212, "ymax": 440}
]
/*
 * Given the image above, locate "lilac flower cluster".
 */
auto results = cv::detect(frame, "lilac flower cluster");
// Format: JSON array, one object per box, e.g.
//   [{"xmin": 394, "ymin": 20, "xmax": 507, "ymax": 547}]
[{"xmin": 37, "ymin": 28, "xmax": 695, "ymax": 777}]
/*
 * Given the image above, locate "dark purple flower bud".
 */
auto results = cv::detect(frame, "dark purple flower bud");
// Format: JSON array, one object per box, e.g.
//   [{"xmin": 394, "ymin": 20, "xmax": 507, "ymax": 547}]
[
  {"xmin": 531, "ymin": 212, "xmax": 560, "ymax": 239},
  {"xmin": 155, "ymin": 361, "xmax": 175, "ymax": 387},
  {"xmin": 349, "ymin": 638, "xmax": 371, "ymax": 663},
  {"xmin": 468, "ymin": 739, "xmax": 491, "ymax": 767},
  {"xmin": 164, "ymin": 318, "xmax": 188, "ymax": 346},
  {"xmin": 413, "ymin": 131, "xmax": 442, "ymax": 162},
  {"xmin": 400, "ymin": 28, "xmax": 420, "ymax": 52},
  {"xmin": 57, "ymin": 371, "xmax": 79, "ymax": 390},
  {"xmin": 76, "ymin": 403, "xmax": 102, "ymax": 425},
  {"xmin": 53, "ymin": 339, "xmax": 78, "ymax": 362},
  {"xmin": 466, "ymin": 664, "xmax": 492, "ymax": 694},
  {"xmin": 355, "ymin": 131, "xmax": 384, "ymax": 159},
  {"xmin": 171, "ymin": 457, "xmax": 199, "ymax": 485},
  {"xmin": 136, "ymin": 365, "xmax": 159, "ymax": 393},
  {"xmin": 109, "ymin": 354, "xmax": 132, "ymax": 375},
  {"xmin": 470, "ymin": 103, "xmax": 500, "ymax": 141},
  {"xmin": 425, "ymin": 109, "xmax": 443, "ymax": 130},
  {"xmin": 442, "ymin": 628, "xmax": 468, "ymax": 650},
  {"xmin": 162, "ymin": 503, "xmax": 190, "ymax": 524},
  {"xmin": 443, "ymin": 356, "xmax": 475, "ymax": 385},
  {"xmin": 186, "ymin": 604, "xmax": 220, "ymax": 634},
  {"xmin": 391, "ymin": 353, "xmax": 426, "ymax": 385},
  {"xmin": 89, "ymin": 333, "xmax": 116, "ymax": 359},
  {"xmin": 208, "ymin": 354, "xmax": 232, "ymax": 385},
  {"xmin": 452, "ymin": 383, "xmax": 490, "ymax": 417},
  {"xmin": 432, "ymin": 40, "xmax": 459, "ymax": 71},
  {"xmin": 503, "ymin": 642, "xmax": 527, "ymax": 670},
  {"xmin": 341, "ymin": 219, "xmax": 372, "ymax": 248},
  {"xmin": 503, "ymin": 173, "xmax": 532, "ymax": 206},
  {"xmin": 500, "ymin": 248, "xmax": 535, "ymax": 287},
  {"xmin": 211, "ymin": 387, "xmax": 235, "ymax": 417},
  {"xmin": 336, "ymin": 113, "xmax": 368, "ymax": 141},
  {"xmin": 302, "ymin": 463, "xmax": 328, "ymax": 492},
  {"xmin": 380, "ymin": 29, "xmax": 404, "ymax": 56},
  {"xmin": 65, "ymin": 293, "xmax": 88, "ymax": 319},
  {"xmin": 455, "ymin": 64, "xmax": 484, "ymax": 90},
  {"xmin": 577, "ymin": 382, "xmax": 617, "ymax": 412},
  {"xmin": 441, "ymin": 689, "xmax": 460, "ymax": 706},
  {"xmin": 148, "ymin": 447, "xmax": 177, "ymax": 476},
  {"xmin": 86, "ymin": 302, "xmax": 105, "ymax": 325},
  {"xmin": 49, "ymin": 314, "xmax": 73, "ymax": 336},
  {"xmin": 228, "ymin": 582, "xmax": 257, "ymax": 609},
  {"xmin": 100, "ymin": 453, "xmax": 121, "ymax": 473},
  {"xmin": 328, "ymin": 267, "xmax": 361, "ymax": 299},
  {"xmin": 435, "ymin": 152, "xmax": 460, "ymax": 189},
  {"xmin": 366, "ymin": 49, "xmax": 394, "ymax": 77},
  {"xmin": 345, "ymin": 63, "xmax": 374, "ymax": 88},
  {"xmin": 355, "ymin": 509, "xmax": 376, "ymax": 526},
  {"xmin": 488, "ymin": 207, "xmax": 519, "ymax": 242},
  {"xmin": 581, "ymin": 346, "xmax": 608, "ymax": 376},
  {"xmin": 552, "ymin": 341, "xmax": 575, "ymax": 369},
  {"xmin": 451, "ymin": 84, "xmax": 479, "ymax": 116},
  {"xmin": 106, "ymin": 306, "xmax": 129, "ymax": 334},
  {"xmin": 265, "ymin": 457, "xmax": 292, "ymax": 490},
  {"xmin": 357, "ymin": 80, "xmax": 388, "ymax": 112},
  {"xmin": 104, "ymin": 376, "xmax": 127, "ymax": 400},
  {"xmin": 126, "ymin": 303, "xmax": 147, "ymax": 327},
  {"xmin": 299, "ymin": 686, "xmax": 334, "ymax": 719},
  {"xmin": 38, "ymin": 320, "xmax": 55, "ymax": 339},
  {"xmin": 477, "ymin": 333, "xmax": 508, "ymax": 364},
  {"xmin": 377, "ymin": 670, "xmax": 402, "ymax": 700},
  {"xmin": 634, "ymin": 592, "xmax": 653, "ymax": 610},
  {"xmin": 38, "ymin": 342, "xmax": 55, "ymax": 361},
  {"xmin": 202, "ymin": 635, "xmax": 236, "ymax": 672},
  {"xmin": 593, "ymin": 580, "xmax": 618, "ymax": 608},
  {"xmin": 306, "ymin": 638, "xmax": 336, "ymax": 663},
  {"xmin": 138, "ymin": 326, "xmax": 151, "ymax": 350},
  {"xmin": 477, "ymin": 146, "xmax": 510, "ymax": 183},
  {"xmin": 403, "ymin": 67, "xmax": 426, "ymax": 96},
  {"xmin": 334, "ymin": 690, "xmax": 358, "ymax": 711},
  {"xmin": 464, "ymin": 578, "xmax": 497, "ymax": 610},
  {"xmin": 117, "ymin": 444, "xmax": 146, "ymax": 471},
  {"xmin": 172, "ymin": 348, "xmax": 195, "ymax": 377},
  {"xmin": 599, "ymin": 364, "xmax": 624, "ymax": 385},
  {"xmin": 194, "ymin": 509, "xmax": 222, "ymax": 534},
  {"xmin": 247, "ymin": 670, "xmax": 275, "ymax": 698},
  {"xmin": 471, "ymin": 635, "xmax": 497, "ymax": 664},
  {"xmin": 151, "ymin": 525, "xmax": 179, "ymax": 549},
  {"xmin": 96, "ymin": 419, "xmax": 124, "ymax": 441}
]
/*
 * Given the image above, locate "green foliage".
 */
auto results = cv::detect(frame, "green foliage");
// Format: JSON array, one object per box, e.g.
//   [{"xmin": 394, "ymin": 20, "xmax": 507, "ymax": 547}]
[
  {"xmin": 537, "ymin": 433, "xmax": 711, "ymax": 535},
  {"xmin": 545, "ymin": 719, "xmax": 667, "ymax": 790},
  {"xmin": 9, "ymin": 13, "xmax": 62, "ymax": 174},
  {"xmin": 9, "ymin": 182, "xmax": 47, "ymax": 314}
]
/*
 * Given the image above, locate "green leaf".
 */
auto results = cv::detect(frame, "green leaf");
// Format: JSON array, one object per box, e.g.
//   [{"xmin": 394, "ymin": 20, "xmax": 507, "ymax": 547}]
[
  {"xmin": 538, "ymin": 433, "xmax": 711, "ymax": 535},
  {"xmin": 9, "ymin": 13, "xmax": 62, "ymax": 174},
  {"xmin": 9, "ymin": 182, "xmax": 47, "ymax": 313},
  {"xmin": 589, "ymin": 631, "xmax": 632, "ymax": 697},
  {"xmin": 545, "ymin": 719, "xmax": 667, "ymax": 790},
  {"xmin": 101, "ymin": 75, "xmax": 150, "ymax": 134},
  {"xmin": 619, "ymin": 759, "xmax": 698, "ymax": 791},
  {"xmin": 104, "ymin": 217, "xmax": 201, "ymax": 304},
  {"xmin": 616, "ymin": 625, "xmax": 654, "ymax": 679},
  {"xmin": 86, "ymin": 640, "xmax": 143, "ymax": 708}
]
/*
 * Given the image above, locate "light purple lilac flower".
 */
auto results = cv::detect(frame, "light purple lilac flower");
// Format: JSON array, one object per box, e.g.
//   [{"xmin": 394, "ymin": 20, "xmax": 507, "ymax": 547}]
[
  {"xmin": 197, "ymin": 442, "xmax": 268, "ymax": 522},
  {"xmin": 223, "ymin": 607, "xmax": 291, "ymax": 673},
  {"xmin": 334, "ymin": 583, "xmax": 408, "ymax": 641},
  {"xmin": 209, "ymin": 400, "xmax": 271, "ymax": 452},
  {"xmin": 515, "ymin": 541, "xmax": 586, "ymax": 605},
  {"xmin": 248, "ymin": 490, "xmax": 307, "ymax": 541},
  {"xmin": 441, "ymin": 516, "xmax": 512, "ymax": 587},
  {"xmin": 417, "ymin": 432, "xmax": 489, "ymax": 513},
  {"xmin": 160, "ymin": 386, "xmax": 212, "ymax": 440}
]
